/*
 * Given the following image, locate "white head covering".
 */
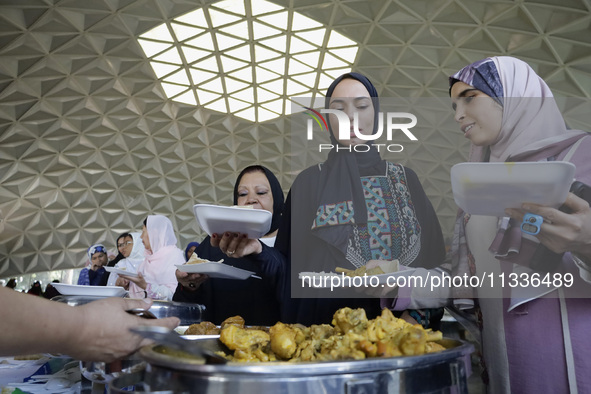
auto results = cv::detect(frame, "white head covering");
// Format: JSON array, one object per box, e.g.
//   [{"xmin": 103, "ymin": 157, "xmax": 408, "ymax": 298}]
[
  {"xmin": 128, "ymin": 215, "xmax": 183, "ymax": 300},
  {"xmin": 107, "ymin": 232, "xmax": 145, "ymax": 286},
  {"xmin": 146, "ymin": 215, "xmax": 178, "ymax": 254},
  {"xmin": 118, "ymin": 232, "xmax": 144, "ymax": 271}
]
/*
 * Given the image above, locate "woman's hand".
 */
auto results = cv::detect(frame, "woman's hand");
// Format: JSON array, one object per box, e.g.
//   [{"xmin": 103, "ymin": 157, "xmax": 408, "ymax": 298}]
[
  {"xmin": 506, "ymin": 192, "xmax": 591, "ymax": 260},
  {"xmin": 210, "ymin": 232, "xmax": 262, "ymax": 258},
  {"xmin": 115, "ymin": 276, "xmax": 130, "ymax": 290},
  {"xmin": 121, "ymin": 272, "xmax": 147, "ymax": 291},
  {"xmin": 175, "ymin": 269, "xmax": 209, "ymax": 291}
]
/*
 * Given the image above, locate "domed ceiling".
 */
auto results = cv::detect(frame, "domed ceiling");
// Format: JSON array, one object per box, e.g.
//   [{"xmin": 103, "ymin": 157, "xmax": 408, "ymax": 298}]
[{"xmin": 0, "ymin": 0, "xmax": 590, "ymax": 278}]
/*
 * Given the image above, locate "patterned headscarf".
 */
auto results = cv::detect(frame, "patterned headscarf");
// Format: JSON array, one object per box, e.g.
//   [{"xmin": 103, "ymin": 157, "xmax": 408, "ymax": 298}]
[
  {"xmin": 87, "ymin": 243, "xmax": 106, "ymax": 261},
  {"xmin": 449, "ymin": 56, "xmax": 585, "ymax": 162}
]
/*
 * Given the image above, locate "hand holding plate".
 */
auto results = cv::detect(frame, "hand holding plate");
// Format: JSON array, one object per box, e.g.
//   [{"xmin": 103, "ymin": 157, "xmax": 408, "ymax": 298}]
[
  {"xmin": 175, "ymin": 269, "xmax": 209, "ymax": 291},
  {"xmin": 212, "ymin": 232, "xmax": 262, "ymax": 258}
]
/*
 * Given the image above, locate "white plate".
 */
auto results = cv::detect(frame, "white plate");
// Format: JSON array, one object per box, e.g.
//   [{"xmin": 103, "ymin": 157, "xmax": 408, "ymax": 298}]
[
  {"xmin": 175, "ymin": 326, "xmax": 220, "ymax": 339},
  {"xmin": 104, "ymin": 266, "xmax": 138, "ymax": 277},
  {"xmin": 176, "ymin": 262, "xmax": 255, "ymax": 280},
  {"xmin": 193, "ymin": 204, "xmax": 272, "ymax": 239},
  {"xmin": 299, "ymin": 267, "xmax": 416, "ymax": 288},
  {"xmin": 52, "ymin": 283, "xmax": 128, "ymax": 297},
  {"xmin": 451, "ymin": 161, "xmax": 575, "ymax": 216}
]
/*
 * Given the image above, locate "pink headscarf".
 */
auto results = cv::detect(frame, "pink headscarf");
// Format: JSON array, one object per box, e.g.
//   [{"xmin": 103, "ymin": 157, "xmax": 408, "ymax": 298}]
[
  {"xmin": 449, "ymin": 56, "xmax": 588, "ymax": 308},
  {"xmin": 451, "ymin": 56, "xmax": 586, "ymax": 162},
  {"xmin": 129, "ymin": 215, "xmax": 183, "ymax": 300}
]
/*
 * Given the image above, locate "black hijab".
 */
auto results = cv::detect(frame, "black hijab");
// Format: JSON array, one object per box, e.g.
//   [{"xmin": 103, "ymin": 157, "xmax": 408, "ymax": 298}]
[
  {"xmin": 233, "ymin": 165, "xmax": 285, "ymax": 235},
  {"xmin": 313, "ymin": 73, "xmax": 385, "ymax": 253}
]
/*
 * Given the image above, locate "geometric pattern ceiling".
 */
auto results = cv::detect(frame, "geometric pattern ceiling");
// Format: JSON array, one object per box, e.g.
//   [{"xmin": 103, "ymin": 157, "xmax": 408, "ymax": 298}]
[
  {"xmin": 138, "ymin": 0, "xmax": 358, "ymax": 122},
  {"xmin": 0, "ymin": 0, "xmax": 590, "ymax": 279}
]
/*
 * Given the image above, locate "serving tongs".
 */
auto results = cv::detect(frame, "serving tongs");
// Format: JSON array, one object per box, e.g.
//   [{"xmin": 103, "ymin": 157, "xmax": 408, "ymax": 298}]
[{"xmin": 130, "ymin": 325, "xmax": 227, "ymax": 364}]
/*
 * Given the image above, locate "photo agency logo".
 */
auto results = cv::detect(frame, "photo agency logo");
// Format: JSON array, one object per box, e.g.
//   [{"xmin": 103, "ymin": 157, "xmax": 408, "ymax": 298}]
[{"xmin": 304, "ymin": 107, "xmax": 419, "ymax": 153}]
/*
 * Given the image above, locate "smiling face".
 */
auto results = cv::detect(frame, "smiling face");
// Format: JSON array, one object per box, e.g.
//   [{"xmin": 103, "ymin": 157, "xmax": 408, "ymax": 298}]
[
  {"xmin": 328, "ymin": 78, "xmax": 375, "ymax": 147},
  {"xmin": 236, "ymin": 170, "xmax": 274, "ymax": 213},
  {"xmin": 450, "ymin": 81, "xmax": 503, "ymax": 147}
]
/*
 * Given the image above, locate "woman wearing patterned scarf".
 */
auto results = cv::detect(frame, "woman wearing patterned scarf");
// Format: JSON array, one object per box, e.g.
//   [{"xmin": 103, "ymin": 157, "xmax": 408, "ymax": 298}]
[
  {"xmin": 447, "ymin": 56, "xmax": 591, "ymax": 393},
  {"xmin": 274, "ymin": 73, "xmax": 446, "ymax": 326},
  {"xmin": 78, "ymin": 243, "xmax": 108, "ymax": 286}
]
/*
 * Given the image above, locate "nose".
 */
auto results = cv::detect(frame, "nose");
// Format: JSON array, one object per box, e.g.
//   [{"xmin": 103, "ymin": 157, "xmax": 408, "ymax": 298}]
[
  {"xmin": 454, "ymin": 107, "xmax": 465, "ymax": 123},
  {"xmin": 244, "ymin": 194, "xmax": 258, "ymax": 205}
]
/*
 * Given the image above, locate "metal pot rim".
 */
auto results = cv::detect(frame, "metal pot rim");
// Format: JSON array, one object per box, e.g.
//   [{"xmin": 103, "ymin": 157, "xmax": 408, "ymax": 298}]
[{"xmin": 139, "ymin": 338, "xmax": 474, "ymax": 376}]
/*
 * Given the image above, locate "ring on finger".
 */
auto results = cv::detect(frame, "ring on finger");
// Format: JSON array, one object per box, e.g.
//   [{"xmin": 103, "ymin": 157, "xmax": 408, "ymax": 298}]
[
  {"xmin": 227, "ymin": 250, "xmax": 235, "ymax": 256},
  {"xmin": 189, "ymin": 283, "xmax": 196, "ymax": 288}
]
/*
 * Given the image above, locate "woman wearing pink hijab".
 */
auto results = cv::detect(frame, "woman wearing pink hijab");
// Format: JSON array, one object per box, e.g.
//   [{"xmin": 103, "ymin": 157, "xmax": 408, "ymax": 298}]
[
  {"xmin": 117, "ymin": 215, "xmax": 184, "ymax": 300},
  {"xmin": 447, "ymin": 56, "xmax": 591, "ymax": 393}
]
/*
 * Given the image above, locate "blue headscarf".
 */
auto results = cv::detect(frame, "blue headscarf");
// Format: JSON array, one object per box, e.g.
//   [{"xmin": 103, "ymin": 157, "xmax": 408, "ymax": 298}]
[
  {"xmin": 449, "ymin": 57, "xmax": 503, "ymax": 106},
  {"xmin": 184, "ymin": 241, "xmax": 200, "ymax": 261}
]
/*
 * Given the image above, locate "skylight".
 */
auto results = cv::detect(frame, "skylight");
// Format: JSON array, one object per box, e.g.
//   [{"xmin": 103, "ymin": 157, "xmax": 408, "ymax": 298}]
[{"xmin": 138, "ymin": 0, "xmax": 358, "ymax": 122}]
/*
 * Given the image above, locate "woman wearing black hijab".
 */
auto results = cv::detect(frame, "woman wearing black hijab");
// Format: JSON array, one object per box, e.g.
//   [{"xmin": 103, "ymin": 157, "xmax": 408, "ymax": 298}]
[
  {"xmin": 173, "ymin": 165, "xmax": 285, "ymax": 326},
  {"xmin": 274, "ymin": 73, "xmax": 446, "ymax": 326}
]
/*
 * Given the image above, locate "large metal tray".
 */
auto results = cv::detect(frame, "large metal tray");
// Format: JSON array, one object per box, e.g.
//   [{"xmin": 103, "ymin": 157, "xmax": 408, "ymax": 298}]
[{"xmin": 109, "ymin": 338, "xmax": 474, "ymax": 394}]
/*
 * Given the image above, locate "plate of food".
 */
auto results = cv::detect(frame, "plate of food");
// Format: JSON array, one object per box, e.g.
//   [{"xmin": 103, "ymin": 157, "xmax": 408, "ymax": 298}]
[
  {"xmin": 176, "ymin": 321, "xmax": 221, "ymax": 340},
  {"xmin": 193, "ymin": 204, "xmax": 272, "ymax": 239},
  {"xmin": 52, "ymin": 283, "xmax": 128, "ymax": 297},
  {"xmin": 176, "ymin": 254, "xmax": 255, "ymax": 280},
  {"xmin": 451, "ymin": 161, "xmax": 575, "ymax": 216},
  {"xmin": 104, "ymin": 266, "xmax": 138, "ymax": 277},
  {"xmin": 299, "ymin": 260, "xmax": 416, "ymax": 288}
]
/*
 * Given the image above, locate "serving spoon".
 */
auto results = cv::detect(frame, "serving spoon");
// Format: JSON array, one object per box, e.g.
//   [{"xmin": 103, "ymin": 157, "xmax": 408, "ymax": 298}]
[{"xmin": 130, "ymin": 325, "xmax": 227, "ymax": 364}]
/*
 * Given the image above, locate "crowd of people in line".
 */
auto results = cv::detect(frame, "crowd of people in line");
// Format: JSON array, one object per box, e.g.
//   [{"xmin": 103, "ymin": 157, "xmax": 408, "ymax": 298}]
[{"xmin": 1, "ymin": 56, "xmax": 591, "ymax": 393}]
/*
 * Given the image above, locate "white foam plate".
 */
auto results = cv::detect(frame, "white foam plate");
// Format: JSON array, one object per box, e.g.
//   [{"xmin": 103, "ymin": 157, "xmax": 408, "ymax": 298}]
[
  {"xmin": 176, "ymin": 262, "xmax": 255, "ymax": 280},
  {"xmin": 104, "ymin": 266, "xmax": 138, "ymax": 277},
  {"xmin": 451, "ymin": 161, "xmax": 575, "ymax": 216},
  {"xmin": 299, "ymin": 267, "xmax": 416, "ymax": 288},
  {"xmin": 193, "ymin": 204, "xmax": 272, "ymax": 239},
  {"xmin": 175, "ymin": 326, "xmax": 220, "ymax": 339},
  {"xmin": 52, "ymin": 283, "xmax": 128, "ymax": 297}
]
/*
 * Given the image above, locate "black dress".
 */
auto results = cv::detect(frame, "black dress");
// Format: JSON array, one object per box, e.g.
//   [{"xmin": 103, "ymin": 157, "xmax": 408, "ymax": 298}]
[{"xmin": 173, "ymin": 236, "xmax": 284, "ymax": 326}]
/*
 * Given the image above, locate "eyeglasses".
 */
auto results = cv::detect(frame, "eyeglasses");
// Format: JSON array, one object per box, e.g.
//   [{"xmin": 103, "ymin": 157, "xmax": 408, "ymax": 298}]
[{"xmin": 117, "ymin": 241, "xmax": 133, "ymax": 248}]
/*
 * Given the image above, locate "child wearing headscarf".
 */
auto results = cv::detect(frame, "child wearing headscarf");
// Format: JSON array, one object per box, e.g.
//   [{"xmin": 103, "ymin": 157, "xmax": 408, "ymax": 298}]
[
  {"xmin": 78, "ymin": 243, "xmax": 108, "ymax": 286},
  {"xmin": 107, "ymin": 232, "xmax": 145, "ymax": 287},
  {"xmin": 121, "ymin": 216, "xmax": 184, "ymax": 300}
]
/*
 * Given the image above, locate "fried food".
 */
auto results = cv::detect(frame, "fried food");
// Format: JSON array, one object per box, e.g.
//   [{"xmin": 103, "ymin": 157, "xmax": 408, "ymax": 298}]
[
  {"xmin": 218, "ymin": 307, "xmax": 444, "ymax": 363},
  {"xmin": 184, "ymin": 321, "xmax": 220, "ymax": 335},
  {"xmin": 186, "ymin": 253, "xmax": 223, "ymax": 265},
  {"xmin": 336, "ymin": 260, "xmax": 399, "ymax": 277},
  {"xmin": 221, "ymin": 315, "xmax": 245, "ymax": 330}
]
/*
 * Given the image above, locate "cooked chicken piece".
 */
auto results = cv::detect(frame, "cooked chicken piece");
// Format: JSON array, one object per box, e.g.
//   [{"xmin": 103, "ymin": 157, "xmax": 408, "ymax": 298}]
[
  {"xmin": 184, "ymin": 321, "xmax": 219, "ymax": 335},
  {"xmin": 220, "ymin": 315, "xmax": 245, "ymax": 330},
  {"xmin": 269, "ymin": 322, "xmax": 304, "ymax": 360},
  {"xmin": 219, "ymin": 324, "xmax": 269, "ymax": 352},
  {"xmin": 332, "ymin": 307, "xmax": 368, "ymax": 334}
]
